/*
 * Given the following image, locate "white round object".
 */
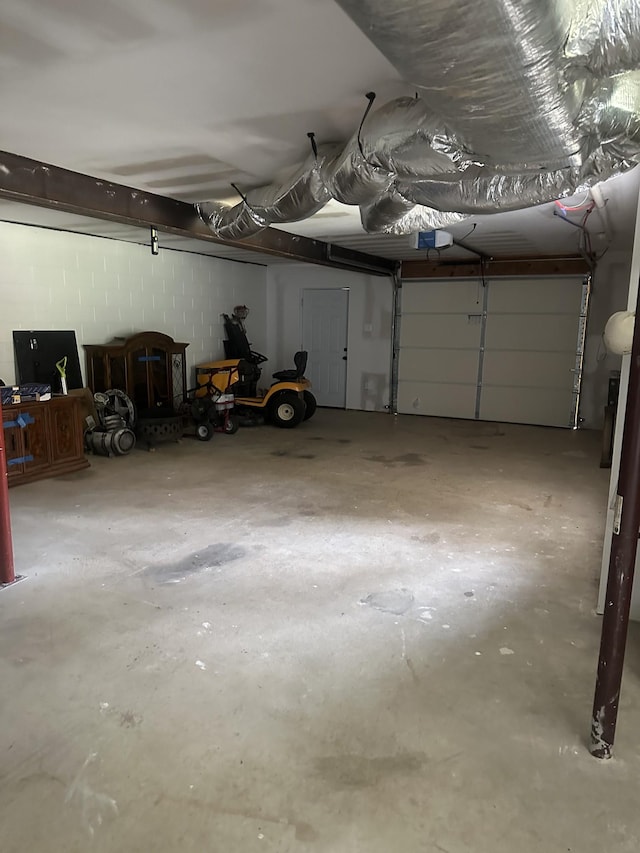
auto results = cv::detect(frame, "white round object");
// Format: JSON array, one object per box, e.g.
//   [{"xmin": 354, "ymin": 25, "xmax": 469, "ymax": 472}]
[{"xmin": 604, "ymin": 311, "xmax": 636, "ymax": 355}]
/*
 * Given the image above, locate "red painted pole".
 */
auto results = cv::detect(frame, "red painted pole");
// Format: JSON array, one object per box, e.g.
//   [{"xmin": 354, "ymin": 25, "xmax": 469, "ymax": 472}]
[
  {"xmin": 0, "ymin": 397, "xmax": 15, "ymax": 585},
  {"xmin": 590, "ymin": 291, "xmax": 640, "ymax": 758}
]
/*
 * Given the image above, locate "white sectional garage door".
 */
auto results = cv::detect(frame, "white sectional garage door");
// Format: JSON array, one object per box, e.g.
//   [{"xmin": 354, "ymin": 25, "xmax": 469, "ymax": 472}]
[
  {"xmin": 398, "ymin": 276, "xmax": 587, "ymax": 428},
  {"xmin": 398, "ymin": 279, "xmax": 484, "ymax": 420}
]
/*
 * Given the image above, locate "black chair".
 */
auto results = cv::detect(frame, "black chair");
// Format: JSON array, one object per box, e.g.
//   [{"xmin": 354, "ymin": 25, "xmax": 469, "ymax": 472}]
[
  {"xmin": 222, "ymin": 314, "xmax": 267, "ymax": 365},
  {"xmin": 272, "ymin": 351, "xmax": 308, "ymax": 382}
]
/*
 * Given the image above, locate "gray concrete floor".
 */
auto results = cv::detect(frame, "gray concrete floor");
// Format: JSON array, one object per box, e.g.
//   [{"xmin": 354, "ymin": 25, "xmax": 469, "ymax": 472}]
[{"xmin": 1, "ymin": 409, "xmax": 640, "ymax": 852}]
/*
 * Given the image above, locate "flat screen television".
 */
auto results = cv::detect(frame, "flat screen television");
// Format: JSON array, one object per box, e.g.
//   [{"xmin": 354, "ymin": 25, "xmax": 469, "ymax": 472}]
[{"xmin": 13, "ymin": 330, "xmax": 83, "ymax": 392}]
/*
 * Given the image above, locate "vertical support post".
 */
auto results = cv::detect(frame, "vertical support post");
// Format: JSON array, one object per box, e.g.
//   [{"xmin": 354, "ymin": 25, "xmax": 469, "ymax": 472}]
[
  {"xmin": 597, "ymin": 180, "xmax": 640, "ymax": 613},
  {"xmin": 0, "ymin": 397, "xmax": 15, "ymax": 585},
  {"xmin": 389, "ymin": 263, "xmax": 402, "ymax": 415},
  {"xmin": 590, "ymin": 283, "xmax": 640, "ymax": 758}
]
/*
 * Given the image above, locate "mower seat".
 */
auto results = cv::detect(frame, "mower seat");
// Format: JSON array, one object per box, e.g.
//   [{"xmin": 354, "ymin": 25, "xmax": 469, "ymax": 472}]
[
  {"xmin": 235, "ymin": 358, "xmax": 262, "ymax": 397},
  {"xmin": 272, "ymin": 351, "xmax": 308, "ymax": 382}
]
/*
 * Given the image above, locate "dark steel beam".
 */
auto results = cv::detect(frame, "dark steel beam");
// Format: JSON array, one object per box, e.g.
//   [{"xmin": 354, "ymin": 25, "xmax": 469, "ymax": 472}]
[
  {"xmin": 402, "ymin": 256, "xmax": 590, "ymax": 278},
  {"xmin": 590, "ymin": 287, "xmax": 640, "ymax": 759},
  {"xmin": 325, "ymin": 243, "xmax": 396, "ymax": 275},
  {"xmin": 0, "ymin": 150, "xmax": 395, "ymax": 275}
]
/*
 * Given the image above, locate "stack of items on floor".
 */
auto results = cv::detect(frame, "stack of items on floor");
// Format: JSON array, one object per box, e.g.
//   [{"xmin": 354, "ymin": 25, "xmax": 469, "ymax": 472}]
[{"xmin": 85, "ymin": 390, "xmax": 136, "ymax": 457}]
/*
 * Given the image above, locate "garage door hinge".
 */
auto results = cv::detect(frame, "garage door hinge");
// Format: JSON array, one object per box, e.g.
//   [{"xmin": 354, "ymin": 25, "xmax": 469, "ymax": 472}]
[{"xmin": 613, "ymin": 495, "xmax": 624, "ymax": 535}]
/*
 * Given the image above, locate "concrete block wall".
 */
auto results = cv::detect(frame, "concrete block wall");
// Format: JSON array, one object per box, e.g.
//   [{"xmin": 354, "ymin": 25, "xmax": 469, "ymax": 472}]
[
  {"xmin": 0, "ymin": 222, "xmax": 267, "ymax": 388},
  {"xmin": 267, "ymin": 264, "xmax": 393, "ymax": 411}
]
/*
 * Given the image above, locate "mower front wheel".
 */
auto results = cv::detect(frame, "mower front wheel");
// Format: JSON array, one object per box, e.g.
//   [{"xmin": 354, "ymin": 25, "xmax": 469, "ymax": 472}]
[
  {"xmin": 302, "ymin": 391, "xmax": 317, "ymax": 421},
  {"xmin": 269, "ymin": 393, "xmax": 306, "ymax": 428},
  {"xmin": 196, "ymin": 422, "xmax": 214, "ymax": 442},
  {"xmin": 224, "ymin": 415, "xmax": 240, "ymax": 435}
]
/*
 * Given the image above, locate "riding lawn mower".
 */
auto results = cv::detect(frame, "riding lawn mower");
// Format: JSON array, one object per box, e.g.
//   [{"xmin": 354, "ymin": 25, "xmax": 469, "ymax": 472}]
[{"xmin": 195, "ymin": 310, "xmax": 316, "ymax": 429}]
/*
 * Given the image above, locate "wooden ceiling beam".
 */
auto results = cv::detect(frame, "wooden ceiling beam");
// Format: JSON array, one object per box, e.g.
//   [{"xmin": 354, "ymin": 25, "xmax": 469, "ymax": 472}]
[
  {"xmin": 0, "ymin": 150, "xmax": 396, "ymax": 275},
  {"xmin": 402, "ymin": 255, "xmax": 591, "ymax": 278}
]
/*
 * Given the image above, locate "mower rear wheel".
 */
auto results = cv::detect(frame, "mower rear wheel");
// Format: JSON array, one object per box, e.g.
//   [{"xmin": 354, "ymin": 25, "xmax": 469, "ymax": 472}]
[
  {"xmin": 224, "ymin": 415, "xmax": 239, "ymax": 435},
  {"xmin": 302, "ymin": 391, "xmax": 317, "ymax": 421},
  {"xmin": 269, "ymin": 393, "xmax": 306, "ymax": 428},
  {"xmin": 196, "ymin": 422, "xmax": 214, "ymax": 442}
]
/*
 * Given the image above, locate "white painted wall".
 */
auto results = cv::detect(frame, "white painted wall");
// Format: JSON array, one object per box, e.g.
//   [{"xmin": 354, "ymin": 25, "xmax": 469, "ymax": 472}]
[
  {"xmin": 580, "ymin": 250, "xmax": 632, "ymax": 429},
  {"xmin": 267, "ymin": 265, "xmax": 393, "ymax": 411},
  {"xmin": 2, "ymin": 219, "xmax": 624, "ymax": 427},
  {"xmin": 0, "ymin": 222, "xmax": 267, "ymax": 389}
]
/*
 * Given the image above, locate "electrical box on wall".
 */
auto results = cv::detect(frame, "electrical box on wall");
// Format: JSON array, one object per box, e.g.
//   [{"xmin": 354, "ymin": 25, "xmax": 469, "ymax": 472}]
[{"xmin": 411, "ymin": 230, "xmax": 454, "ymax": 250}]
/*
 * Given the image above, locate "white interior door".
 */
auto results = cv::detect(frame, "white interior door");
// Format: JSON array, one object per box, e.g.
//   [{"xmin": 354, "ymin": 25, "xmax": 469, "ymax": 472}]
[{"xmin": 301, "ymin": 288, "xmax": 349, "ymax": 408}]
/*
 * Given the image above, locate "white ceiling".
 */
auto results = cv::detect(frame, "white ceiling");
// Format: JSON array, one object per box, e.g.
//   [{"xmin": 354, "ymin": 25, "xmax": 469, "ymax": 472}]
[{"xmin": 0, "ymin": 0, "xmax": 638, "ymax": 262}]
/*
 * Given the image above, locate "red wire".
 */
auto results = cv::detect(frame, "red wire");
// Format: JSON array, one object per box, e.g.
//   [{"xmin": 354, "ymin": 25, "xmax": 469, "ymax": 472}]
[{"xmin": 555, "ymin": 199, "xmax": 594, "ymax": 212}]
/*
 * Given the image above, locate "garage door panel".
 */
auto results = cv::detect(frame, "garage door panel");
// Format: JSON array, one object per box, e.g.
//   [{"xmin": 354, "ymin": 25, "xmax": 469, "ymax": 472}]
[
  {"xmin": 401, "ymin": 313, "xmax": 481, "ymax": 350},
  {"xmin": 400, "ymin": 348, "xmax": 479, "ymax": 384},
  {"xmin": 485, "ymin": 313, "xmax": 578, "ymax": 351},
  {"xmin": 397, "ymin": 276, "xmax": 585, "ymax": 427},
  {"xmin": 489, "ymin": 278, "xmax": 583, "ymax": 314},
  {"xmin": 398, "ymin": 380, "xmax": 477, "ymax": 419},
  {"xmin": 480, "ymin": 385, "xmax": 574, "ymax": 427},
  {"xmin": 402, "ymin": 280, "xmax": 482, "ymax": 314},
  {"xmin": 482, "ymin": 350, "xmax": 576, "ymax": 390}
]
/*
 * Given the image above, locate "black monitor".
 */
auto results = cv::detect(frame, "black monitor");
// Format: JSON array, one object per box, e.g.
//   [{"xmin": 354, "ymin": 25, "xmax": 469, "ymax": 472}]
[{"xmin": 13, "ymin": 330, "xmax": 83, "ymax": 392}]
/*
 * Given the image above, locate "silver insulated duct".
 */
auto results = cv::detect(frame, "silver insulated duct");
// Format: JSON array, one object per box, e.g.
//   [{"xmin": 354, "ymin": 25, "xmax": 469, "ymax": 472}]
[
  {"xmin": 199, "ymin": 0, "xmax": 640, "ymax": 239},
  {"xmin": 336, "ymin": 0, "xmax": 583, "ymax": 169}
]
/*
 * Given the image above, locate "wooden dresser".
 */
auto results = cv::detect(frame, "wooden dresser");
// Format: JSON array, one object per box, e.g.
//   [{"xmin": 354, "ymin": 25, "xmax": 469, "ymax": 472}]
[{"xmin": 2, "ymin": 396, "xmax": 90, "ymax": 487}]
